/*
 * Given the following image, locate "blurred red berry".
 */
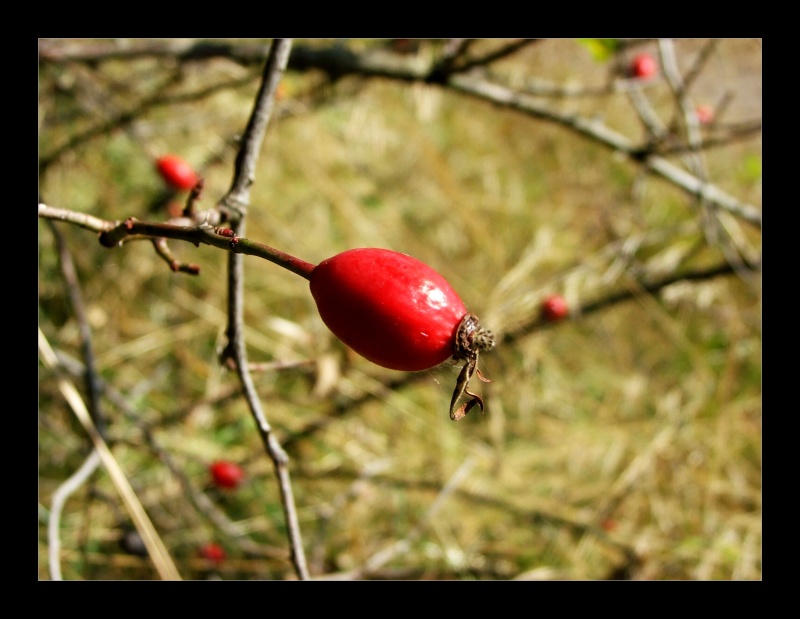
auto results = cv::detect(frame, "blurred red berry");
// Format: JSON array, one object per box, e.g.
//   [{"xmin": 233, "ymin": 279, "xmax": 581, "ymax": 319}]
[
  {"xmin": 629, "ymin": 53, "xmax": 658, "ymax": 79},
  {"xmin": 199, "ymin": 542, "xmax": 226, "ymax": 564},
  {"xmin": 209, "ymin": 460, "xmax": 244, "ymax": 490},
  {"xmin": 309, "ymin": 248, "xmax": 494, "ymax": 372},
  {"xmin": 695, "ymin": 104, "xmax": 715, "ymax": 125},
  {"xmin": 156, "ymin": 154, "xmax": 198, "ymax": 191},
  {"xmin": 541, "ymin": 294, "xmax": 569, "ymax": 322}
]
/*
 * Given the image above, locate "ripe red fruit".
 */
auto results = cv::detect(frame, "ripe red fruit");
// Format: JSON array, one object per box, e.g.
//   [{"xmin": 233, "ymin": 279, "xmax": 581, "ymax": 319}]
[
  {"xmin": 541, "ymin": 294, "xmax": 569, "ymax": 322},
  {"xmin": 199, "ymin": 542, "xmax": 226, "ymax": 564},
  {"xmin": 629, "ymin": 53, "xmax": 657, "ymax": 79},
  {"xmin": 156, "ymin": 154, "xmax": 198, "ymax": 190},
  {"xmin": 310, "ymin": 248, "xmax": 481, "ymax": 371},
  {"xmin": 209, "ymin": 460, "xmax": 244, "ymax": 490},
  {"xmin": 309, "ymin": 248, "xmax": 495, "ymax": 419}
]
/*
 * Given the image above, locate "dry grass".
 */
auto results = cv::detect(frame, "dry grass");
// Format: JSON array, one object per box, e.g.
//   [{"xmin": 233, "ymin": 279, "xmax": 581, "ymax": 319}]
[{"xmin": 38, "ymin": 38, "xmax": 761, "ymax": 580}]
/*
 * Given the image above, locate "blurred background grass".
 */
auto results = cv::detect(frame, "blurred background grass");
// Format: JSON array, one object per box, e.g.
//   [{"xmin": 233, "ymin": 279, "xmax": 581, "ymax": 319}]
[{"xmin": 38, "ymin": 38, "xmax": 761, "ymax": 580}]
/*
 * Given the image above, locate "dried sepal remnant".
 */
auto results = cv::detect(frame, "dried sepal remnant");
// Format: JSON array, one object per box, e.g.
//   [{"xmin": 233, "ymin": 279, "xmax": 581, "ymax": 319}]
[{"xmin": 449, "ymin": 313, "xmax": 495, "ymax": 421}]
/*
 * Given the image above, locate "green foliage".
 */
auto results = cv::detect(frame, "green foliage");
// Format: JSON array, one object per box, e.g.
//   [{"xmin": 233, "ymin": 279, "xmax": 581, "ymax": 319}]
[
  {"xmin": 740, "ymin": 154, "xmax": 762, "ymax": 185},
  {"xmin": 576, "ymin": 38, "xmax": 620, "ymax": 62}
]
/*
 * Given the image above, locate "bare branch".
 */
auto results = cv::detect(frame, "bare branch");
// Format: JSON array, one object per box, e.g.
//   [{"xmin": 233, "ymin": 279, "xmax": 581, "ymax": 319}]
[
  {"xmin": 681, "ymin": 38, "xmax": 721, "ymax": 93},
  {"xmin": 455, "ymin": 38, "xmax": 539, "ymax": 71},
  {"xmin": 48, "ymin": 449, "xmax": 102, "ymax": 580},
  {"xmin": 39, "ymin": 70, "xmax": 258, "ymax": 174},
  {"xmin": 445, "ymin": 73, "xmax": 761, "ymax": 230},
  {"xmin": 224, "ymin": 40, "xmax": 293, "ymax": 219},
  {"xmin": 656, "ymin": 120, "xmax": 762, "ymax": 155},
  {"xmin": 40, "ymin": 40, "xmax": 761, "ymax": 232},
  {"xmin": 39, "ymin": 330, "xmax": 182, "ymax": 580},
  {"xmin": 39, "ymin": 38, "xmax": 271, "ymax": 66},
  {"xmin": 428, "ymin": 39, "xmax": 538, "ymax": 82},
  {"xmin": 48, "ymin": 221, "xmax": 107, "ymax": 436},
  {"xmin": 38, "ymin": 204, "xmax": 316, "ymax": 280},
  {"xmin": 216, "ymin": 38, "xmax": 310, "ymax": 581},
  {"xmin": 505, "ymin": 257, "xmax": 760, "ymax": 345}
]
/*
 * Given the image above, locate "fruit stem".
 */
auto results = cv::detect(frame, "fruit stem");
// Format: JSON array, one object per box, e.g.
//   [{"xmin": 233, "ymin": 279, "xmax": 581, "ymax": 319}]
[
  {"xmin": 94, "ymin": 216, "xmax": 318, "ymax": 281},
  {"xmin": 235, "ymin": 237, "xmax": 316, "ymax": 280}
]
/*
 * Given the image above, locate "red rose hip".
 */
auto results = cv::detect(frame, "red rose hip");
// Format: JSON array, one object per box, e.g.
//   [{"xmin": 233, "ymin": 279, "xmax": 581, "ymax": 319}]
[
  {"xmin": 310, "ymin": 248, "xmax": 473, "ymax": 371},
  {"xmin": 156, "ymin": 154, "xmax": 199, "ymax": 190},
  {"xmin": 209, "ymin": 460, "xmax": 244, "ymax": 490},
  {"xmin": 541, "ymin": 294, "xmax": 569, "ymax": 322},
  {"xmin": 309, "ymin": 248, "xmax": 495, "ymax": 419},
  {"xmin": 199, "ymin": 542, "xmax": 226, "ymax": 564},
  {"xmin": 695, "ymin": 104, "xmax": 715, "ymax": 125},
  {"xmin": 629, "ymin": 53, "xmax": 658, "ymax": 79}
]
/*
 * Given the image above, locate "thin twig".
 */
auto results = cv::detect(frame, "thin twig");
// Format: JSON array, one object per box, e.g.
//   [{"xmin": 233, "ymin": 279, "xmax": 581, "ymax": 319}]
[
  {"xmin": 48, "ymin": 347, "xmax": 292, "ymax": 561},
  {"xmin": 445, "ymin": 73, "xmax": 761, "ymax": 230},
  {"xmin": 442, "ymin": 39, "xmax": 538, "ymax": 75},
  {"xmin": 39, "ymin": 71, "xmax": 258, "ymax": 174},
  {"xmin": 48, "ymin": 449, "xmax": 102, "ymax": 580},
  {"xmin": 39, "ymin": 329, "xmax": 181, "ymax": 580},
  {"xmin": 137, "ymin": 423, "xmax": 291, "ymax": 561},
  {"xmin": 216, "ymin": 38, "xmax": 310, "ymax": 580},
  {"xmin": 658, "ymin": 38, "xmax": 755, "ymax": 275},
  {"xmin": 427, "ymin": 39, "xmax": 536, "ymax": 82},
  {"xmin": 38, "ymin": 204, "xmax": 316, "ymax": 280},
  {"xmin": 39, "ymin": 38, "xmax": 271, "ymax": 66},
  {"xmin": 506, "ymin": 257, "xmax": 759, "ymax": 345},
  {"xmin": 432, "ymin": 39, "xmax": 474, "ymax": 72},
  {"xmin": 49, "ymin": 221, "xmax": 107, "ymax": 438},
  {"xmin": 295, "ymin": 42, "xmax": 764, "ymax": 230},
  {"xmin": 655, "ymin": 121, "xmax": 761, "ymax": 155},
  {"xmin": 681, "ymin": 38, "xmax": 721, "ymax": 94},
  {"xmin": 39, "ymin": 71, "xmax": 183, "ymax": 173},
  {"xmin": 41, "ymin": 40, "xmax": 760, "ymax": 230}
]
